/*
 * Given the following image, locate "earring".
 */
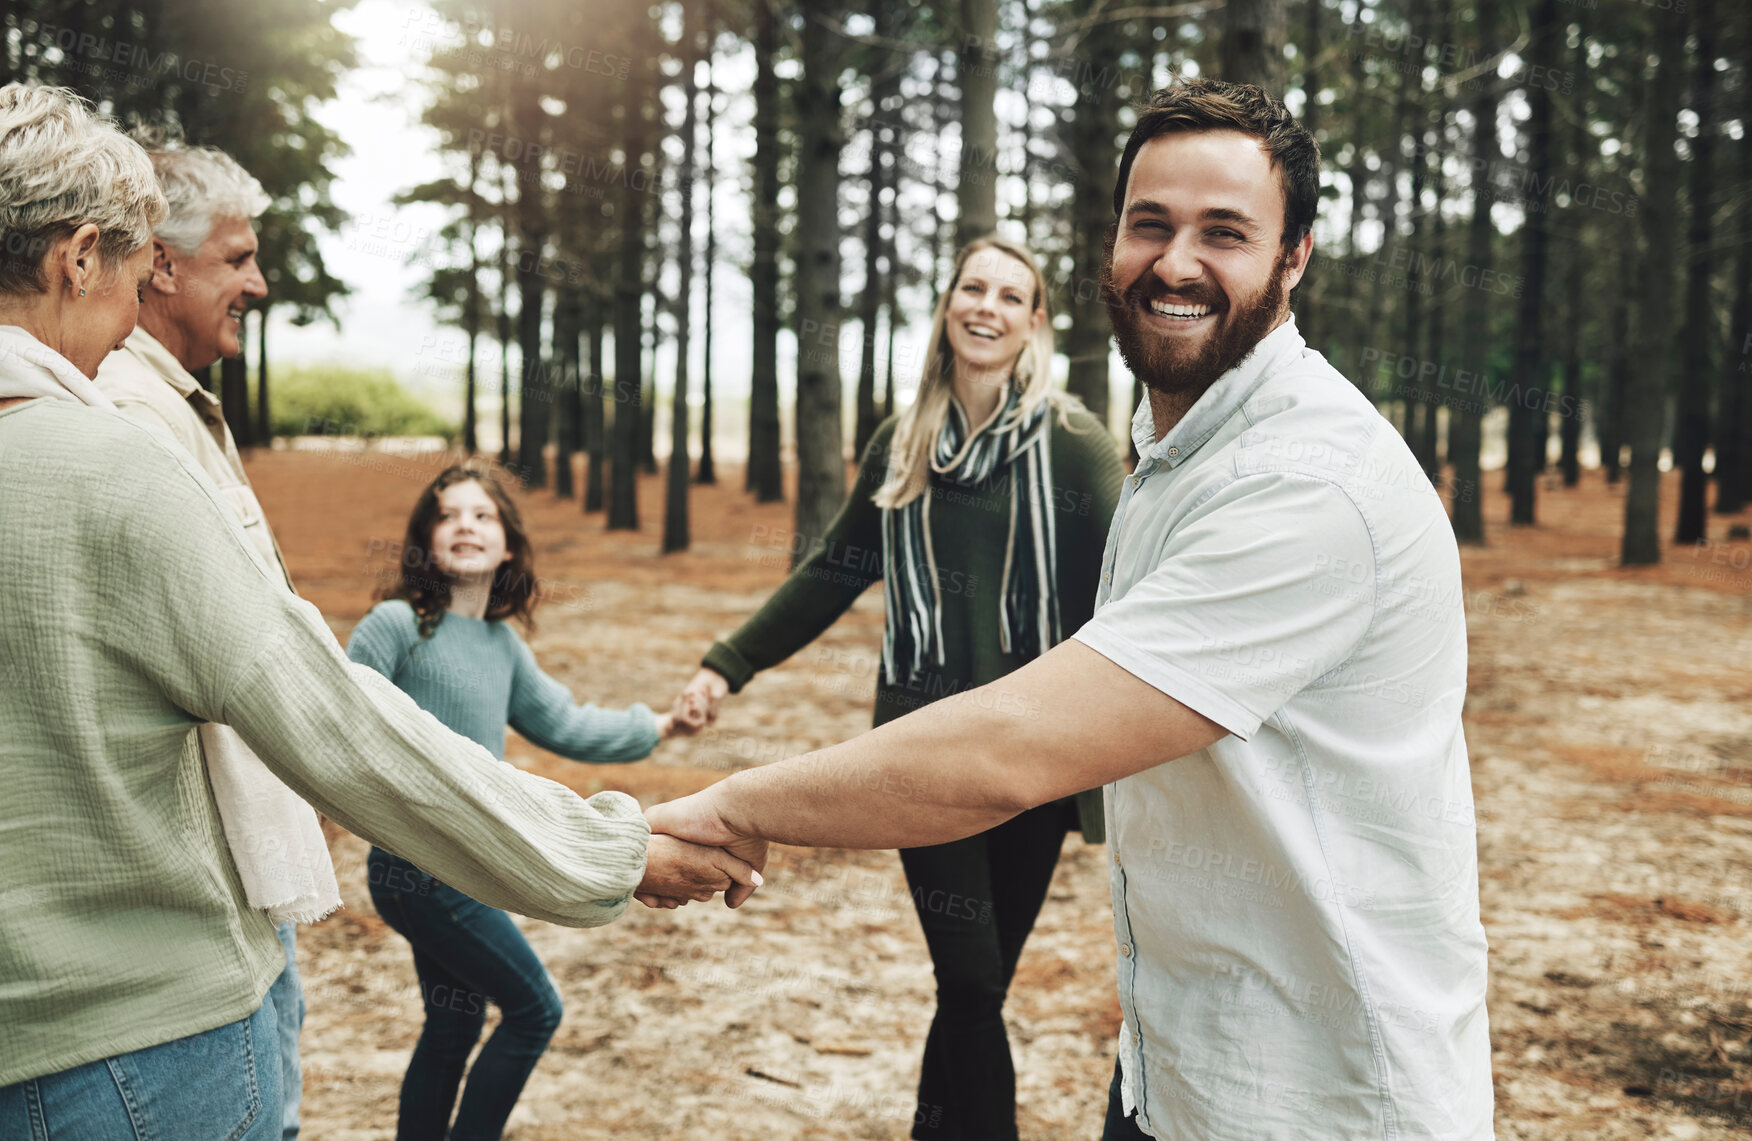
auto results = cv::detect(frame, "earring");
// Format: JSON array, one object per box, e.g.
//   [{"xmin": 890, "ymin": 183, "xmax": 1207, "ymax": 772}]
[{"xmin": 78, "ymin": 288, "xmax": 86, "ymax": 297}]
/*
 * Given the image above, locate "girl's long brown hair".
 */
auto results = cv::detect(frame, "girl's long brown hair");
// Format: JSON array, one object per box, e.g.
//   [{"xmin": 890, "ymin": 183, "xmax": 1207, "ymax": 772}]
[{"xmin": 383, "ymin": 464, "xmax": 538, "ymax": 638}]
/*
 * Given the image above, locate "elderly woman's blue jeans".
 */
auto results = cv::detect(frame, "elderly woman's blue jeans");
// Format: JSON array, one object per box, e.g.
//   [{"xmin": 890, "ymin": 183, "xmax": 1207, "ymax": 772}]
[
  {"xmin": 0, "ymin": 1000, "xmax": 282, "ymax": 1140},
  {"xmin": 368, "ymin": 847, "xmax": 563, "ymax": 1141}
]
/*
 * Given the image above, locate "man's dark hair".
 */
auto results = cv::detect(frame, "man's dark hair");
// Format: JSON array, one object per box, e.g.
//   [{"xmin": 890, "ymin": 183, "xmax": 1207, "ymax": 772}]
[{"xmin": 1112, "ymin": 78, "xmax": 1321, "ymax": 251}]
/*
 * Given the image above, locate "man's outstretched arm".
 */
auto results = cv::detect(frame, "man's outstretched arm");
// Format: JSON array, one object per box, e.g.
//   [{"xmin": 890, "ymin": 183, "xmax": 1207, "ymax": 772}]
[{"xmin": 647, "ymin": 640, "xmax": 1227, "ymax": 857}]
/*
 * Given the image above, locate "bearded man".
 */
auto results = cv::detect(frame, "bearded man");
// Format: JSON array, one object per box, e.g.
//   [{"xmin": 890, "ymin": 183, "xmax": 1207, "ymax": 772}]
[{"xmin": 648, "ymin": 78, "xmax": 1493, "ymax": 1141}]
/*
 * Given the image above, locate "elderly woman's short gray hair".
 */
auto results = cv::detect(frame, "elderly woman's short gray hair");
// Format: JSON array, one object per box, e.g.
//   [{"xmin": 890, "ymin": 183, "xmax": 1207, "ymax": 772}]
[
  {"xmin": 137, "ymin": 135, "xmax": 271, "ymax": 254},
  {"xmin": 0, "ymin": 84, "xmax": 167, "ymax": 294}
]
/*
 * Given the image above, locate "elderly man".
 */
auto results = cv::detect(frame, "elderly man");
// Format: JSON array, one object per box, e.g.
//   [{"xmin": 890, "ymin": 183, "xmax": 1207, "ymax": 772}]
[
  {"xmin": 92, "ymin": 142, "xmax": 315, "ymax": 1141},
  {"xmin": 650, "ymin": 78, "xmax": 1492, "ymax": 1141}
]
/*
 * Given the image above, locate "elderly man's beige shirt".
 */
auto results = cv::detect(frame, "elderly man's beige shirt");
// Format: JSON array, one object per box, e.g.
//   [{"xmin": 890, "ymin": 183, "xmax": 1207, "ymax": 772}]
[{"xmin": 94, "ymin": 327, "xmax": 289, "ymax": 587}]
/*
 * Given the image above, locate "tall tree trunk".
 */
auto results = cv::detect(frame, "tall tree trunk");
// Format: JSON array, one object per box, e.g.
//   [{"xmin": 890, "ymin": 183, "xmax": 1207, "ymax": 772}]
[
  {"xmin": 1601, "ymin": 234, "xmax": 1632, "ymax": 485},
  {"xmin": 1221, "ymin": 0, "xmax": 1286, "ymax": 90},
  {"xmin": 855, "ymin": 4, "xmax": 896, "ymax": 457},
  {"xmin": 1065, "ymin": 3, "xmax": 1120, "ymax": 427},
  {"xmin": 1366, "ymin": 1, "xmax": 1416, "ymax": 410},
  {"xmin": 1673, "ymin": 0, "xmax": 1714, "ymax": 542},
  {"xmin": 1423, "ymin": 200, "xmax": 1446, "ymax": 480},
  {"xmin": 610, "ymin": 44, "xmax": 650, "ymax": 531},
  {"xmin": 584, "ymin": 266, "xmax": 608, "ymax": 513},
  {"xmin": 1724, "ymin": 244, "xmax": 1752, "ymax": 512},
  {"xmin": 1451, "ymin": 0, "xmax": 1497, "ymax": 545},
  {"xmin": 640, "ymin": 244, "xmax": 659, "ymax": 475},
  {"xmin": 1558, "ymin": 230, "xmax": 1584, "ymax": 488},
  {"xmin": 462, "ymin": 143, "xmax": 483, "ymax": 456},
  {"xmin": 463, "ymin": 305, "xmax": 479, "ymax": 456},
  {"xmin": 697, "ymin": 44, "xmax": 717, "ymax": 486},
  {"xmin": 221, "ymin": 355, "xmax": 251, "ymax": 447},
  {"xmin": 1557, "ymin": 11, "xmax": 1588, "ymax": 489},
  {"xmin": 1297, "ymin": 0, "xmax": 1321, "ymax": 354},
  {"xmin": 1622, "ymin": 10, "xmax": 1686, "ymax": 565},
  {"xmin": 1505, "ymin": 0, "xmax": 1557, "ymax": 526},
  {"xmin": 664, "ymin": 1, "xmax": 699, "ymax": 555},
  {"xmin": 551, "ymin": 108, "xmax": 580, "ymax": 500},
  {"xmin": 854, "ymin": 129, "xmax": 883, "ymax": 455},
  {"xmin": 1418, "ymin": 0, "xmax": 1450, "ymax": 481},
  {"xmin": 1718, "ymin": 53, "xmax": 1752, "ymax": 515},
  {"xmin": 882, "ymin": 69, "xmax": 902, "ymax": 423},
  {"xmin": 554, "ymin": 286, "xmax": 581, "ymax": 499},
  {"xmin": 955, "ymin": 0, "xmax": 998, "ymax": 247},
  {"xmin": 1402, "ymin": 0, "xmax": 1432, "ymax": 470},
  {"xmin": 640, "ymin": 143, "xmax": 663, "ymax": 481},
  {"xmin": 254, "ymin": 306, "xmax": 270, "ymax": 443},
  {"xmin": 931, "ymin": 50, "xmax": 953, "ymax": 293},
  {"xmin": 1339, "ymin": 0, "xmax": 1372, "ymax": 381},
  {"xmin": 746, "ymin": 0, "xmax": 784, "ymax": 502},
  {"xmin": 498, "ymin": 167, "xmax": 513, "ymax": 464},
  {"xmin": 1018, "ymin": 0, "xmax": 1039, "ymax": 250},
  {"xmin": 515, "ymin": 283, "xmax": 549, "ymax": 487},
  {"xmin": 792, "ymin": 1, "xmax": 848, "ymax": 565}
]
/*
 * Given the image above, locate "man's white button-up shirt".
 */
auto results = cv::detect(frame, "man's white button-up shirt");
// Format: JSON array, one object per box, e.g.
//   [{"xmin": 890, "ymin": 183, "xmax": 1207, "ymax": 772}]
[{"xmin": 1074, "ymin": 316, "xmax": 1492, "ymax": 1140}]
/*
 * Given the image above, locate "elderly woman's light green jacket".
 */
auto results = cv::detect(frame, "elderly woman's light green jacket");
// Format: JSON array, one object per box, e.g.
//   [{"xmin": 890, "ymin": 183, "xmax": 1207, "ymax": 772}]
[{"xmin": 0, "ymin": 399, "xmax": 650, "ymax": 1087}]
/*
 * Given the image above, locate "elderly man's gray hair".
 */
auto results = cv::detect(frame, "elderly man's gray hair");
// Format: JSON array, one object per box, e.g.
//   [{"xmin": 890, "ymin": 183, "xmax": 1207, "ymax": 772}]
[
  {"xmin": 0, "ymin": 84, "xmax": 166, "ymax": 294},
  {"xmin": 137, "ymin": 136, "xmax": 271, "ymax": 254}
]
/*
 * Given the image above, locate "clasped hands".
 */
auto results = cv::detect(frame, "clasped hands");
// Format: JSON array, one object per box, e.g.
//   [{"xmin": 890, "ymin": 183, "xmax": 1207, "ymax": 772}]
[{"xmin": 634, "ymin": 667, "xmax": 759, "ymax": 910}]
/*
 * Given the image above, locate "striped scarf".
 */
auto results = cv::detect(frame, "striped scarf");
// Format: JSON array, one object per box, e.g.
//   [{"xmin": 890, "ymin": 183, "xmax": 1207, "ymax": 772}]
[{"xmin": 880, "ymin": 388, "xmax": 1060, "ymax": 686}]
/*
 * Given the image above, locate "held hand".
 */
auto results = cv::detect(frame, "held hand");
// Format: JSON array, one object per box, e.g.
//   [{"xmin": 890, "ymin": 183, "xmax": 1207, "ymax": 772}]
[
  {"xmin": 680, "ymin": 667, "xmax": 731, "ymax": 727},
  {"xmin": 664, "ymin": 691, "xmax": 710, "ymax": 737},
  {"xmin": 634, "ymin": 832, "xmax": 763, "ymax": 910},
  {"xmin": 646, "ymin": 790, "xmax": 768, "ymax": 909}
]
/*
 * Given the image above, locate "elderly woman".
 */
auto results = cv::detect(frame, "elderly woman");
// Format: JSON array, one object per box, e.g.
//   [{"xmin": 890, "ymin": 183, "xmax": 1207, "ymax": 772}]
[{"xmin": 0, "ymin": 85, "xmax": 755, "ymax": 1139}]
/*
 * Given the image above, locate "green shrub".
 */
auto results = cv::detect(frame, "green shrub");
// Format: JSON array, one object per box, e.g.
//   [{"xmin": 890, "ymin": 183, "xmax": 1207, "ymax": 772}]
[{"xmin": 270, "ymin": 364, "xmax": 457, "ymax": 441}]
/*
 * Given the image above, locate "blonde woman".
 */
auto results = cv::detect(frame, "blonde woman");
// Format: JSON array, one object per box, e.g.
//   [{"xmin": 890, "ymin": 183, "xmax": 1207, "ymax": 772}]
[{"xmin": 680, "ymin": 236, "xmax": 1124, "ymax": 1140}]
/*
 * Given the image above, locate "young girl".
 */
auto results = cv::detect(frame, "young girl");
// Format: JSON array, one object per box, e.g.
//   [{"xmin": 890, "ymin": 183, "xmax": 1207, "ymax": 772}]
[{"xmin": 348, "ymin": 464, "xmax": 699, "ymax": 1141}]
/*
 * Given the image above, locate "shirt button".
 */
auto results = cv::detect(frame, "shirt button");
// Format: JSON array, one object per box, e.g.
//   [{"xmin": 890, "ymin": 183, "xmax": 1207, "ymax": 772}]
[
  {"xmin": 1167, "ymin": 447, "xmax": 1179, "ymax": 458},
  {"xmin": 1101, "ymin": 571, "xmax": 1112, "ymax": 585},
  {"xmin": 1112, "ymin": 851, "xmax": 1122, "ymax": 868},
  {"xmin": 1120, "ymin": 943, "xmax": 1132, "ymax": 958}
]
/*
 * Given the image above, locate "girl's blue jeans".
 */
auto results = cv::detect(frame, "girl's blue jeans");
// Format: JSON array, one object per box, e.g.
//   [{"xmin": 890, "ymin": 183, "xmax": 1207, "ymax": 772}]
[
  {"xmin": 367, "ymin": 846, "xmax": 563, "ymax": 1141},
  {"xmin": 0, "ymin": 1000, "xmax": 282, "ymax": 1140}
]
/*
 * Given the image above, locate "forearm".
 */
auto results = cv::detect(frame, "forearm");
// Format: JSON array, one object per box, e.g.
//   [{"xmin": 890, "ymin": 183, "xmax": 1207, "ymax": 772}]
[
  {"xmin": 659, "ymin": 641, "xmax": 1226, "ymax": 852},
  {"xmin": 524, "ymin": 703, "xmax": 660, "ymax": 764},
  {"xmin": 712, "ymin": 544, "xmax": 878, "ymax": 687},
  {"xmin": 703, "ymin": 681, "xmax": 1049, "ymax": 849},
  {"xmin": 230, "ymin": 600, "xmax": 651, "ymax": 925}
]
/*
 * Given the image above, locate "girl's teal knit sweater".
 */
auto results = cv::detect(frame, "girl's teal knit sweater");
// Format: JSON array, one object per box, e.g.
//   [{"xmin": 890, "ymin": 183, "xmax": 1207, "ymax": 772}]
[{"xmin": 347, "ymin": 600, "xmax": 659, "ymax": 763}]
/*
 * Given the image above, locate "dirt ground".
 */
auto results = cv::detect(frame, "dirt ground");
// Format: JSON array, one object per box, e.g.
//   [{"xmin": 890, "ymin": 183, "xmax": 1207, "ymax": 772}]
[{"xmin": 245, "ymin": 444, "xmax": 1752, "ymax": 1140}]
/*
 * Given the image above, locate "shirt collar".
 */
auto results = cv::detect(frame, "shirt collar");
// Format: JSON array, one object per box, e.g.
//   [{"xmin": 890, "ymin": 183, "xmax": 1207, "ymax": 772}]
[
  {"xmin": 1129, "ymin": 315, "xmax": 1307, "ymax": 469},
  {"xmin": 125, "ymin": 326, "xmax": 212, "ymax": 403}
]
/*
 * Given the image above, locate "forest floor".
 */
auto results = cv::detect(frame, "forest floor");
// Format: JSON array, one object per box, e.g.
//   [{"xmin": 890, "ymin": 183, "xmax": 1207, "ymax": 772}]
[{"xmin": 247, "ymin": 444, "xmax": 1752, "ymax": 1141}]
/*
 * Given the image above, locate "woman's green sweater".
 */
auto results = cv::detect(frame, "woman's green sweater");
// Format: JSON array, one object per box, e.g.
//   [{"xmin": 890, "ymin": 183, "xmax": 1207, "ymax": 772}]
[{"xmin": 703, "ymin": 406, "xmax": 1125, "ymax": 841}]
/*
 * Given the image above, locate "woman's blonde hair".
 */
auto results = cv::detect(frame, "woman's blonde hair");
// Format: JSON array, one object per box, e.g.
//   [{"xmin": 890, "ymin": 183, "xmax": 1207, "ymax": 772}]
[
  {"xmin": 0, "ymin": 85, "xmax": 166, "ymax": 294},
  {"xmin": 873, "ymin": 236, "xmax": 1076, "ymax": 510}
]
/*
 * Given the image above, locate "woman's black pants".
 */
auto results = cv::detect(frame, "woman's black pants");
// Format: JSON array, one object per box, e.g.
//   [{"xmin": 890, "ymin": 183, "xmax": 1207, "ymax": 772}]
[{"xmin": 898, "ymin": 798, "xmax": 1075, "ymax": 1141}]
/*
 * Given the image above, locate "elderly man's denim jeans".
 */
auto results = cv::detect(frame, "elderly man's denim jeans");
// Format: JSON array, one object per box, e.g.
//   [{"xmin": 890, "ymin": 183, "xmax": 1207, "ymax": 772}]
[
  {"xmin": 266, "ymin": 920, "xmax": 305, "ymax": 1140},
  {"xmin": 0, "ymin": 1000, "xmax": 282, "ymax": 1140}
]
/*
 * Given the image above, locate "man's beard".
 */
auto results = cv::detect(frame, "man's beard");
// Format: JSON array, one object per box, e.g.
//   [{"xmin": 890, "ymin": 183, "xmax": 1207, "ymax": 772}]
[{"xmin": 1104, "ymin": 248, "xmax": 1292, "ymax": 400}]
